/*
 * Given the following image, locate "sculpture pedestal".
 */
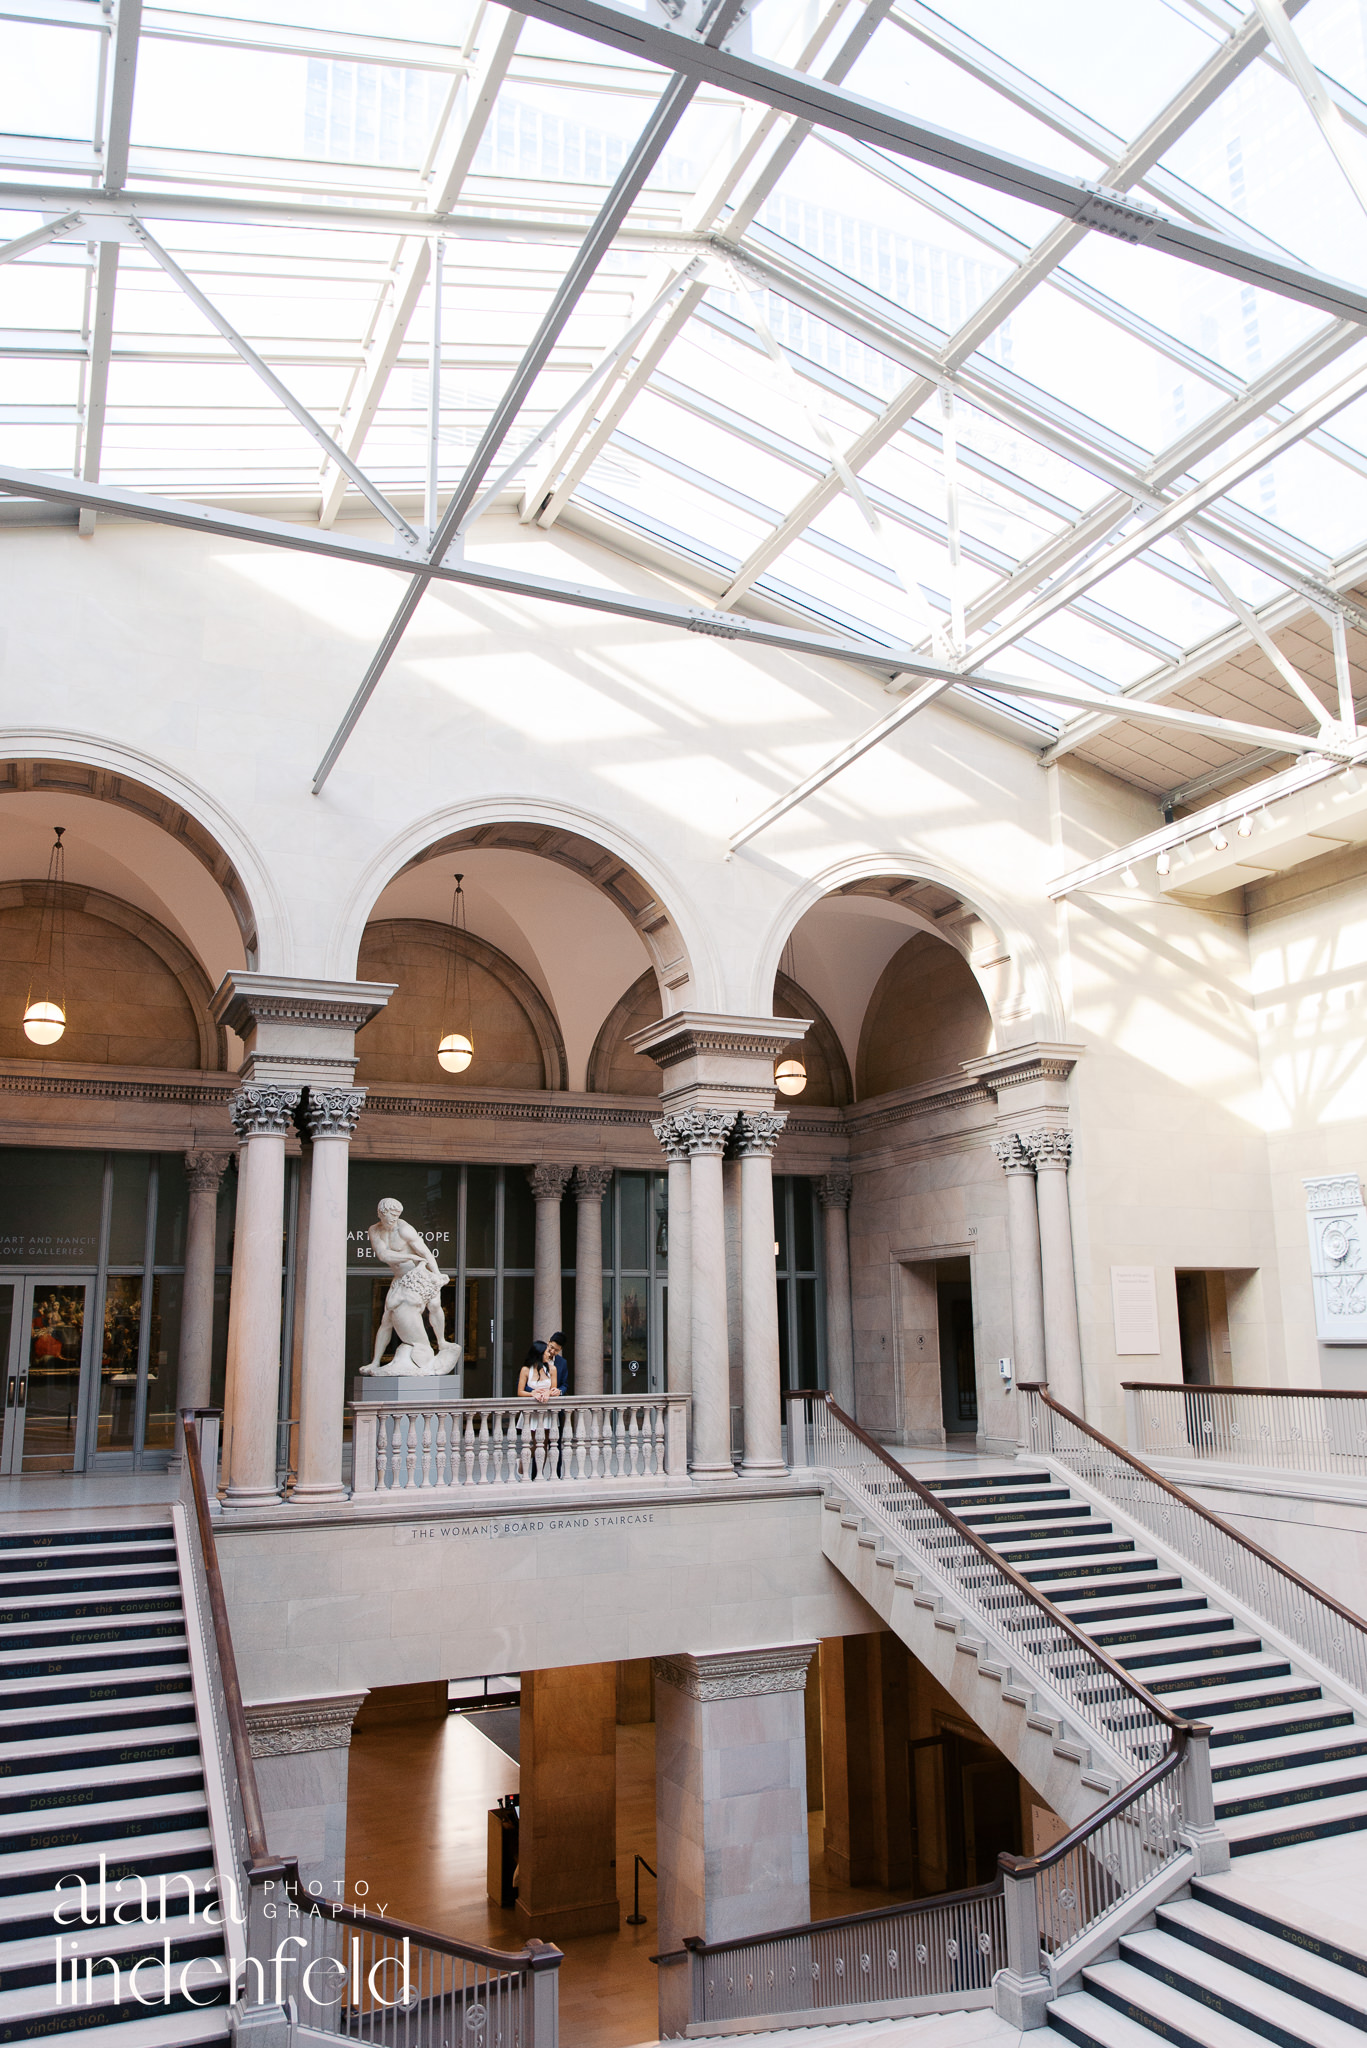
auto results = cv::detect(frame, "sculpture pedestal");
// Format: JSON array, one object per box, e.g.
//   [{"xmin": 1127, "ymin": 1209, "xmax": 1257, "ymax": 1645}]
[{"xmin": 350, "ymin": 1374, "xmax": 464, "ymax": 1403}]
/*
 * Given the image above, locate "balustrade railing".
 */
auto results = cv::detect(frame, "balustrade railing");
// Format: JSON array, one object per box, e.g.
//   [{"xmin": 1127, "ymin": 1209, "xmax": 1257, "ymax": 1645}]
[
  {"xmin": 350, "ymin": 1394, "xmax": 689, "ymax": 1493},
  {"xmin": 1124, "ymin": 1379, "xmax": 1367, "ymax": 1481},
  {"xmin": 785, "ymin": 1390, "xmax": 1186, "ymax": 1773},
  {"xmin": 1024, "ymin": 1383, "xmax": 1367, "ymax": 1702}
]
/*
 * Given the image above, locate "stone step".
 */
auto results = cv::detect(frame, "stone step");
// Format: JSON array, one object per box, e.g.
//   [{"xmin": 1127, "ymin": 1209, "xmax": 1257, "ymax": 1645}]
[
  {"xmin": 1082, "ymin": 1956, "xmax": 1272, "ymax": 2048},
  {"xmin": 0, "ymin": 1826, "xmax": 214, "ymax": 1899},
  {"xmin": 1215, "ymin": 1756, "xmax": 1367, "ymax": 1821},
  {"xmin": 0, "ymin": 1788, "xmax": 209, "ymax": 1859},
  {"xmin": 1162, "ymin": 1896, "xmax": 1367, "ymax": 2033},
  {"xmin": 1222, "ymin": 1788, "xmax": 1367, "ymax": 1854},
  {"xmin": 1119, "ymin": 1925, "xmax": 1364, "ymax": 2048},
  {"xmin": 0, "ymin": 1525, "xmax": 170, "ymax": 1553}
]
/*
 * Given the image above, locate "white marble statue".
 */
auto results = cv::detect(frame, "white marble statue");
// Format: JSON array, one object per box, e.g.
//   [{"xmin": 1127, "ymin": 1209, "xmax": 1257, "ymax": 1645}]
[{"xmin": 362, "ymin": 1198, "xmax": 462, "ymax": 1377}]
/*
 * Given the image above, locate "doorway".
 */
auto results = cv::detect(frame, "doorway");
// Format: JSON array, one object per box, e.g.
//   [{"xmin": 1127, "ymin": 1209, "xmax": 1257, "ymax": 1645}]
[
  {"xmin": 1176, "ymin": 1270, "xmax": 1232, "ymax": 1387},
  {"xmin": 939, "ymin": 1729, "xmax": 1022, "ymax": 1890},
  {"xmin": 0, "ymin": 1276, "xmax": 94, "ymax": 1472},
  {"xmin": 936, "ymin": 1260, "xmax": 978, "ymax": 1435}
]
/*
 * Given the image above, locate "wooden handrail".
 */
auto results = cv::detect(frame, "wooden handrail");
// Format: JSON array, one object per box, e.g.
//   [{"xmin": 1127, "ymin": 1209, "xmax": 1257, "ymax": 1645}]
[
  {"xmin": 782, "ymin": 1389, "xmax": 1189, "ymax": 1736},
  {"xmin": 998, "ymin": 1729, "xmax": 1188, "ymax": 1879},
  {"xmin": 1022, "ymin": 1383, "xmax": 1367, "ymax": 1637},
  {"xmin": 1123, "ymin": 1379, "xmax": 1367, "ymax": 1400},
  {"xmin": 323, "ymin": 1901, "xmax": 562, "ymax": 1970},
  {"xmin": 677, "ymin": 1877, "xmax": 1004, "ymax": 1958},
  {"xmin": 179, "ymin": 1407, "xmax": 273, "ymax": 1865}
]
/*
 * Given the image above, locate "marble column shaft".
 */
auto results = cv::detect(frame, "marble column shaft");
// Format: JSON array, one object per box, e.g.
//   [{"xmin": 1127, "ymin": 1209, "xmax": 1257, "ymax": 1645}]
[
  {"xmin": 527, "ymin": 1164, "xmax": 571, "ymax": 1343},
  {"xmin": 572, "ymin": 1165, "xmax": 613, "ymax": 1396},
  {"xmin": 817, "ymin": 1171, "xmax": 855, "ymax": 1414},
  {"xmin": 1029, "ymin": 1129, "xmax": 1085, "ymax": 1414},
  {"xmin": 682, "ymin": 1111, "xmax": 736, "ymax": 1479},
  {"xmin": 223, "ymin": 1085, "xmax": 300, "ymax": 1507},
  {"xmin": 652, "ymin": 1122, "xmax": 692, "ymax": 1399},
  {"xmin": 293, "ymin": 1089, "xmax": 365, "ymax": 1504},
  {"xmin": 735, "ymin": 1111, "xmax": 787, "ymax": 1474},
  {"xmin": 992, "ymin": 1135, "xmax": 1046, "ymax": 1386},
  {"xmin": 179, "ymin": 1150, "xmax": 228, "ymax": 1415}
]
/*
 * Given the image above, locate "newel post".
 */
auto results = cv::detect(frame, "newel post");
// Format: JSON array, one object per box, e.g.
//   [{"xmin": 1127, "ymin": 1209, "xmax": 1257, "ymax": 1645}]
[
  {"xmin": 1123, "ymin": 1383, "xmax": 1144, "ymax": 1456},
  {"xmin": 993, "ymin": 1859, "xmax": 1052, "ymax": 2029},
  {"xmin": 1178, "ymin": 1727, "xmax": 1229, "ymax": 1874},
  {"xmin": 664, "ymin": 1397, "xmax": 689, "ymax": 1478},
  {"xmin": 525, "ymin": 1942, "xmax": 562, "ymax": 2048},
  {"xmin": 349, "ymin": 1406, "xmax": 379, "ymax": 1496}
]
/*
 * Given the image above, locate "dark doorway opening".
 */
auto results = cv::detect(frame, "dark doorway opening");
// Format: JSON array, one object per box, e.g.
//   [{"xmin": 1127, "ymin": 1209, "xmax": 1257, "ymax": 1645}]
[{"xmin": 937, "ymin": 1259, "xmax": 977, "ymax": 1433}]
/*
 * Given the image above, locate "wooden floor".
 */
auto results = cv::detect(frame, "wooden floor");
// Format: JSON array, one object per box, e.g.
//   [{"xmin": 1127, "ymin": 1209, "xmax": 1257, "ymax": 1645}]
[{"xmin": 347, "ymin": 1709, "xmax": 914, "ymax": 2048}]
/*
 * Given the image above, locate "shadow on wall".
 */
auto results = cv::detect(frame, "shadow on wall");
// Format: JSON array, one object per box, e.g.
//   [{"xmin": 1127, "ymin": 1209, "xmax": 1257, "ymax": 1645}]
[{"xmin": 858, "ymin": 934, "xmax": 993, "ymax": 1098}]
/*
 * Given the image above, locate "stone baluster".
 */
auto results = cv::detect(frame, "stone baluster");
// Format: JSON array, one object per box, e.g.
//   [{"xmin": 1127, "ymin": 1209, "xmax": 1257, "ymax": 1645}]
[
  {"xmin": 527, "ymin": 1164, "xmax": 571, "ymax": 1344},
  {"xmin": 179, "ymin": 1150, "xmax": 229, "ymax": 1420},
  {"xmin": 679, "ymin": 1108, "xmax": 737, "ymax": 1480},
  {"xmin": 572, "ymin": 1166, "xmax": 613, "ymax": 1396},
  {"xmin": 733, "ymin": 1111, "xmax": 788, "ymax": 1474},
  {"xmin": 292, "ymin": 1088, "xmax": 365, "ymax": 1505},
  {"xmin": 992, "ymin": 1133, "xmax": 1046, "ymax": 1388},
  {"xmin": 816, "ymin": 1170, "xmax": 855, "ymax": 1414},
  {"xmin": 223, "ymin": 1084, "xmax": 300, "ymax": 1507},
  {"xmin": 1026, "ymin": 1128, "xmax": 1085, "ymax": 1414},
  {"xmin": 652, "ymin": 1116, "xmax": 692, "ymax": 1403}
]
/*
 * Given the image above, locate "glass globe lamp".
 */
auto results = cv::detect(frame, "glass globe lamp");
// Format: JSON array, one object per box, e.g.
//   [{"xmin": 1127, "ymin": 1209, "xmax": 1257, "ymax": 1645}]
[
  {"xmin": 22, "ymin": 1000, "xmax": 65, "ymax": 1046},
  {"xmin": 437, "ymin": 1032, "xmax": 473, "ymax": 1074},
  {"xmin": 774, "ymin": 1057, "xmax": 807, "ymax": 1097}
]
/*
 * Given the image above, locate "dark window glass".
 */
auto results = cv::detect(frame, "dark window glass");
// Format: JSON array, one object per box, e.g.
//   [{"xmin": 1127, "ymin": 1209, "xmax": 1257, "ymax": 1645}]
[
  {"xmin": 559, "ymin": 1277, "xmax": 576, "ymax": 1387},
  {"xmin": 777, "ymin": 1276, "xmax": 791, "ymax": 1389},
  {"xmin": 215, "ymin": 1163, "xmax": 236, "ymax": 1267},
  {"xmin": 0, "ymin": 1281, "xmax": 12, "ymax": 1465},
  {"xmin": 602, "ymin": 1179, "xmax": 613, "ymax": 1264},
  {"xmin": 143, "ymin": 1274, "xmax": 182, "ymax": 1450},
  {"xmin": 466, "ymin": 1166, "xmax": 496, "ymax": 1269},
  {"xmin": 503, "ymin": 1169, "xmax": 535, "ymax": 1270},
  {"xmin": 501, "ymin": 1274, "xmax": 533, "ymax": 1390},
  {"xmin": 792, "ymin": 1178, "xmax": 816, "ymax": 1271},
  {"xmin": 795, "ymin": 1278, "xmax": 820, "ymax": 1389},
  {"xmin": 98, "ymin": 1273, "xmax": 142, "ymax": 1449},
  {"xmin": 155, "ymin": 1153, "xmax": 190, "ymax": 1266},
  {"xmin": 107, "ymin": 1155, "xmax": 150, "ymax": 1267},
  {"xmin": 347, "ymin": 1161, "xmax": 459, "ymax": 1272},
  {"xmin": 620, "ymin": 1278, "xmax": 648, "ymax": 1389},
  {"xmin": 560, "ymin": 1194, "xmax": 577, "ymax": 1270},
  {"xmin": 773, "ymin": 1178, "xmax": 789, "ymax": 1268},
  {"xmin": 464, "ymin": 1275, "xmax": 495, "ymax": 1397},
  {"xmin": 619, "ymin": 1173, "xmax": 647, "ymax": 1271},
  {"xmin": 0, "ymin": 1148, "xmax": 104, "ymax": 1267}
]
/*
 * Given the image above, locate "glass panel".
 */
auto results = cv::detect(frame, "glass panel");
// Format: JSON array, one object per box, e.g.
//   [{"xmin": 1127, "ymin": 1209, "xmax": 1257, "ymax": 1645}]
[
  {"xmin": 559, "ymin": 1277, "xmax": 576, "ymax": 1389},
  {"xmin": 464, "ymin": 1275, "xmax": 495, "ymax": 1399},
  {"xmin": 560, "ymin": 1195, "xmax": 577, "ymax": 1271},
  {"xmin": 466, "ymin": 1166, "xmax": 497, "ymax": 1270},
  {"xmin": 619, "ymin": 1173, "xmax": 648, "ymax": 1271},
  {"xmin": 0, "ymin": 1149, "xmax": 103, "ymax": 1267},
  {"xmin": 348, "ymin": 1161, "xmax": 461, "ymax": 1272},
  {"xmin": 142, "ymin": 1274, "xmax": 182, "ymax": 1453},
  {"xmin": 602, "ymin": 1182, "xmax": 613, "ymax": 1266},
  {"xmin": 620, "ymin": 1279, "xmax": 649, "ymax": 1393},
  {"xmin": 502, "ymin": 1168, "xmax": 536, "ymax": 1270},
  {"xmin": 25, "ymin": 1282, "xmax": 86, "ymax": 1469},
  {"xmin": 794, "ymin": 1278, "xmax": 820, "ymax": 1392},
  {"xmin": 154, "ymin": 1153, "xmax": 191, "ymax": 1267},
  {"xmin": 216, "ymin": 1165, "xmax": 236, "ymax": 1268},
  {"xmin": 774, "ymin": 1178, "xmax": 790, "ymax": 1269},
  {"xmin": 792, "ymin": 1178, "xmax": 816, "ymax": 1272},
  {"xmin": 501, "ymin": 1275, "xmax": 534, "ymax": 1394},
  {"xmin": 0, "ymin": 1282, "xmax": 12, "ymax": 1468},
  {"xmin": 777, "ymin": 1276, "xmax": 792, "ymax": 1392},
  {"xmin": 653, "ymin": 1176, "xmax": 668, "ymax": 1267},
  {"xmin": 107, "ymin": 1155, "xmax": 150, "ymax": 1267},
  {"xmin": 602, "ymin": 1276, "xmax": 613, "ymax": 1381},
  {"xmin": 98, "ymin": 1275, "xmax": 142, "ymax": 1452}
]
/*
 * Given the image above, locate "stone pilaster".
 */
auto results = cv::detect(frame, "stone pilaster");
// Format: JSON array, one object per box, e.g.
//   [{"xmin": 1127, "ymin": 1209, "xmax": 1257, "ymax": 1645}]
[
  {"xmin": 816, "ymin": 1171, "xmax": 855, "ymax": 1415},
  {"xmin": 991, "ymin": 1133, "xmax": 1046, "ymax": 1390},
  {"xmin": 293, "ymin": 1088, "xmax": 365, "ymax": 1505},
  {"xmin": 733, "ymin": 1110, "xmax": 788, "ymax": 1474},
  {"xmin": 1026, "ymin": 1128, "xmax": 1084, "ymax": 1414},
  {"xmin": 572, "ymin": 1165, "xmax": 613, "ymax": 1395}
]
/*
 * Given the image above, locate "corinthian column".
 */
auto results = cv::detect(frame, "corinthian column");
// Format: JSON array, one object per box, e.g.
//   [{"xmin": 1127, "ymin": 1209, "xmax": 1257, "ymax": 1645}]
[
  {"xmin": 179, "ymin": 1150, "xmax": 229, "ymax": 1417},
  {"xmin": 991, "ymin": 1134, "xmax": 1046, "ymax": 1387},
  {"xmin": 223, "ymin": 1084, "xmax": 300, "ymax": 1508},
  {"xmin": 817, "ymin": 1172, "xmax": 855, "ymax": 1414},
  {"xmin": 572, "ymin": 1166, "xmax": 613, "ymax": 1395},
  {"xmin": 681, "ymin": 1109, "xmax": 737, "ymax": 1480},
  {"xmin": 527, "ymin": 1164, "xmax": 571, "ymax": 1343},
  {"xmin": 733, "ymin": 1111, "xmax": 788, "ymax": 1474},
  {"xmin": 293, "ymin": 1088, "xmax": 365, "ymax": 1504},
  {"xmin": 1027, "ymin": 1129, "xmax": 1084, "ymax": 1414},
  {"xmin": 652, "ymin": 1118, "xmax": 692, "ymax": 1399}
]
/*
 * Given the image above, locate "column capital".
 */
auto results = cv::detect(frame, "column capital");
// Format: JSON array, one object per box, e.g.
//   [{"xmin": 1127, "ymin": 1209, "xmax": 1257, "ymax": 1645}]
[
  {"xmin": 573, "ymin": 1164, "xmax": 614, "ymax": 1202},
  {"xmin": 677, "ymin": 1107, "xmax": 738, "ymax": 1158},
  {"xmin": 653, "ymin": 1642, "xmax": 816, "ymax": 1701},
  {"xmin": 816, "ymin": 1169, "xmax": 853, "ymax": 1210},
  {"xmin": 1026, "ymin": 1127, "xmax": 1073, "ymax": 1170},
  {"xmin": 992, "ymin": 1133, "xmax": 1036, "ymax": 1176},
  {"xmin": 303, "ymin": 1087, "xmax": 366, "ymax": 1139},
  {"xmin": 184, "ymin": 1148, "xmax": 231, "ymax": 1195},
  {"xmin": 527, "ymin": 1163, "xmax": 572, "ymax": 1202},
  {"xmin": 732, "ymin": 1109, "xmax": 787, "ymax": 1158},
  {"xmin": 651, "ymin": 1113, "xmax": 692, "ymax": 1162},
  {"xmin": 230, "ymin": 1083, "xmax": 301, "ymax": 1141}
]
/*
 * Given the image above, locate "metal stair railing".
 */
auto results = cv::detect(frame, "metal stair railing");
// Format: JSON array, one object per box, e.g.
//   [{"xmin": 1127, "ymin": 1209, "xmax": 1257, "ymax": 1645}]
[
  {"xmin": 176, "ymin": 1408, "xmax": 563, "ymax": 2045},
  {"xmin": 785, "ymin": 1389, "xmax": 1188, "ymax": 1772},
  {"xmin": 1123, "ymin": 1378, "xmax": 1367, "ymax": 1482},
  {"xmin": 1022, "ymin": 1382, "xmax": 1367, "ymax": 1704}
]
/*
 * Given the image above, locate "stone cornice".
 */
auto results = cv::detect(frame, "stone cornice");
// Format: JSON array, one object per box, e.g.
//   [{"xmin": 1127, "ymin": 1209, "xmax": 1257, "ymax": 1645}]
[
  {"xmin": 0, "ymin": 1065, "xmax": 235, "ymax": 1106},
  {"xmin": 653, "ymin": 1642, "xmax": 817, "ymax": 1700},
  {"xmin": 628, "ymin": 1009, "xmax": 810, "ymax": 1070},
  {"xmin": 843, "ymin": 1076, "xmax": 992, "ymax": 1136},
  {"xmin": 959, "ymin": 1042, "xmax": 1084, "ymax": 1093},
  {"xmin": 210, "ymin": 973, "xmax": 397, "ymax": 1036},
  {"xmin": 244, "ymin": 1691, "xmax": 368, "ymax": 1757}
]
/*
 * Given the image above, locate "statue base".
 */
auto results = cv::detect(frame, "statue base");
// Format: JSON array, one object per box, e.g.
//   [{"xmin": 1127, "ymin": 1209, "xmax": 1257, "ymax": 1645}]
[{"xmin": 351, "ymin": 1374, "xmax": 465, "ymax": 1404}]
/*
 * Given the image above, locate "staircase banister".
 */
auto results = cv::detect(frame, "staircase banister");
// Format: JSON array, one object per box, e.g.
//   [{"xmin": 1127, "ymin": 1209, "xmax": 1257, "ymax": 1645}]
[
  {"xmin": 676, "ymin": 1877, "xmax": 1005, "ymax": 1958},
  {"xmin": 1021, "ymin": 1381, "xmax": 1367, "ymax": 1637},
  {"xmin": 179, "ymin": 1407, "xmax": 273, "ymax": 1867},
  {"xmin": 783, "ymin": 1388, "xmax": 1190, "ymax": 1737},
  {"xmin": 1121, "ymin": 1380, "xmax": 1367, "ymax": 1399},
  {"xmin": 319, "ymin": 1900, "xmax": 563, "ymax": 1970},
  {"xmin": 996, "ymin": 1727, "xmax": 1189, "ymax": 1880}
]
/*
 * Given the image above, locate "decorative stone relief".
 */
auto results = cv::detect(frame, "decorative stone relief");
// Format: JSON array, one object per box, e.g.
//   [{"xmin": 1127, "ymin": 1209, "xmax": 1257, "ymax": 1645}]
[
  {"xmin": 527, "ymin": 1163, "xmax": 573, "ymax": 1201},
  {"xmin": 732, "ymin": 1110, "xmax": 787, "ymax": 1158},
  {"xmin": 816, "ymin": 1170, "xmax": 853, "ymax": 1210},
  {"xmin": 672, "ymin": 1108, "xmax": 738, "ymax": 1157},
  {"xmin": 573, "ymin": 1164, "xmax": 615, "ymax": 1202},
  {"xmin": 229, "ymin": 1084, "xmax": 302, "ymax": 1141},
  {"xmin": 184, "ymin": 1149, "xmax": 230, "ymax": 1195},
  {"xmin": 1025, "ymin": 1128, "xmax": 1073, "ymax": 1171},
  {"xmin": 303, "ymin": 1087, "xmax": 366, "ymax": 1139},
  {"xmin": 651, "ymin": 1113, "xmax": 693, "ymax": 1161},
  {"xmin": 991, "ymin": 1133, "xmax": 1035, "ymax": 1176},
  {"xmin": 652, "ymin": 1643, "xmax": 816, "ymax": 1700},
  {"xmin": 1304, "ymin": 1173, "xmax": 1367, "ymax": 1344},
  {"xmin": 244, "ymin": 1693, "xmax": 368, "ymax": 1758}
]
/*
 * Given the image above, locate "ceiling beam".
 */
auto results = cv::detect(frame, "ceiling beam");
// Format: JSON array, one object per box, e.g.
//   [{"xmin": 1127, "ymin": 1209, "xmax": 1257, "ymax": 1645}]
[
  {"xmin": 102, "ymin": 0, "xmax": 142, "ymax": 195},
  {"xmin": 76, "ymin": 241, "xmax": 119, "ymax": 538}
]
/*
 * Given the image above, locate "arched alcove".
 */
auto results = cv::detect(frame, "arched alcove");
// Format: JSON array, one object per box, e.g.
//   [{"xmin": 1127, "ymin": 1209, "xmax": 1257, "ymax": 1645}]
[
  {"xmin": 356, "ymin": 920, "xmax": 568, "ymax": 1091},
  {"xmin": 774, "ymin": 970, "xmax": 851, "ymax": 1109},
  {"xmin": 587, "ymin": 969, "xmax": 662, "ymax": 1096},
  {"xmin": 857, "ymin": 934, "xmax": 994, "ymax": 1097}
]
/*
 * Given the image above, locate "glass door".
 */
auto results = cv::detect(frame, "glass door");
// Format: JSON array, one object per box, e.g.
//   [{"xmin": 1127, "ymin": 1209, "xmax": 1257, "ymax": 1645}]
[{"xmin": 2, "ymin": 1277, "xmax": 93, "ymax": 1473}]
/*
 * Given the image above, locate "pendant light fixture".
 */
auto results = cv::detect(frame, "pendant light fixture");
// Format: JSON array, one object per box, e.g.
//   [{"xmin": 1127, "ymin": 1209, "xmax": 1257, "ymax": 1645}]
[
  {"xmin": 774, "ymin": 930, "xmax": 807, "ymax": 1098},
  {"xmin": 23, "ymin": 826, "xmax": 67, "ymax": 1045},
  {"xmin": 437, "ymin": 872, "xmax": 474, "ymax": 1074}
]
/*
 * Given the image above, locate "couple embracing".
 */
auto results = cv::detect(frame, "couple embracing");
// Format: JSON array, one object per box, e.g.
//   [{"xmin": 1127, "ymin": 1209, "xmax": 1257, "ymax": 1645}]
[{"xmin": 518, "ymin": 1332, "xmax": 568, "ymax": 1403}]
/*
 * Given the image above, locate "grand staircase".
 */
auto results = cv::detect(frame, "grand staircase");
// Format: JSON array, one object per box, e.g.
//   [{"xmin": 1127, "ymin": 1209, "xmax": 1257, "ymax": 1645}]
[
  {"xmin": 923, "ymin": 1468, "xmax": 1367, "ymax": 1854},
  {"xmin": 0, "ymin": 1515, "xmax": 229, "ymax": 2046}
]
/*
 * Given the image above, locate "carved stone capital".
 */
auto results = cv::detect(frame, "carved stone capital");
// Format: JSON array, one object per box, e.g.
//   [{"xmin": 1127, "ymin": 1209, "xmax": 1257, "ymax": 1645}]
[
  {"xmin": 674, "ymin": 1108, "xmax": 738, "ymax": 1158},
  {"xmin": 816, "ymin": 1170, "xmax": 853, "ymax": 1211},
  {"xmin": 732, "ymin": 1109, "xmax": 787, "ymax": 1158},
  {"xmin": 184, "ymin": 1149, "xmax": 230, "ymax": 1196},
  {"xmin": 992, "ymin": 1133, "xmax": 1036, "ymax": 1177},
  {"xmin": 1026, "ymin": 1127, "xmax": 1073, "ymax": 1170},
  {"xmin": 527, "ymin": 1163, "xmax": 572, "ymax": 1203},
  {"xmin": 303, "ymin": 1087, "xmax": 366, "ymax": 1140},
  {"xmin": 573, "ymin": 1164, "xmax": 614, "ymax": 1203},
  {"xmin": 653, "ymin": 1643, "xmax": 816, "ymax": 1701},
  {"xmin": 230, "ymin": 1084, "xmax": 302, "ymax": 1141},
  {"xmin": 244, "ymin": 1692, "xmax": 368, "ymax": 1759},
  {"xmin": 651, "ymin": 1113, "xmax": 692, "ymax": 1162}
]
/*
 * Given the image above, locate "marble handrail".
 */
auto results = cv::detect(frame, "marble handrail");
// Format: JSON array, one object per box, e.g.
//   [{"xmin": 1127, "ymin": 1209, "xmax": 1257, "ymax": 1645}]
[{"xmin": 349, "ymin": 1393, "xmax": 690, "ymax": 1492}]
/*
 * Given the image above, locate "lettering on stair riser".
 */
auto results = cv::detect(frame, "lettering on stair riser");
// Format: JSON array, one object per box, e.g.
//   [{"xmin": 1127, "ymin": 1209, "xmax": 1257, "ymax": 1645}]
[{"xmin": 400, "ymin": 1510, "xmax": 657, "ymax": 1541}]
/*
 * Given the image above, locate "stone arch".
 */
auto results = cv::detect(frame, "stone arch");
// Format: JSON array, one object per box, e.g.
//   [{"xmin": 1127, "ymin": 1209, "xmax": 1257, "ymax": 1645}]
[
  {"xmin": 356, "ymin": 918, "xmax": 568, "ymax": 1091},
  {"xmin": 0, "ymin": 879, "xmax": 224, "ymax": 1068},
  {"xmin": 751, "ymin": 854, "xmax": 1065, "ymax": 1049},
  {"xmin": 774, "ymin": 968, "xmax": 852, "ymax": 1109},
  {"xmin": 328, "ymin": 798, "xmax": 715, "ymax": 1011},
  {"xmin": 587, "ymin": 969, "xmax": 661, "ymax": 1096},
  {"xmin": 0, "ymin": 738, "xmax": 285, "ymax": 970},
  {"xmin": 857, "ymin": 935, "xmax": 993, "ymax": 1097}
]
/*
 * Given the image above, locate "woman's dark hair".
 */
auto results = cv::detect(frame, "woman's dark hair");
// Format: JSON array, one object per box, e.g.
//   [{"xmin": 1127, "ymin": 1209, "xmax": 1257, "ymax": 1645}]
[{"xmin": 521, "ymin": 1339, "xmax": 547, "ymax": 1373}]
